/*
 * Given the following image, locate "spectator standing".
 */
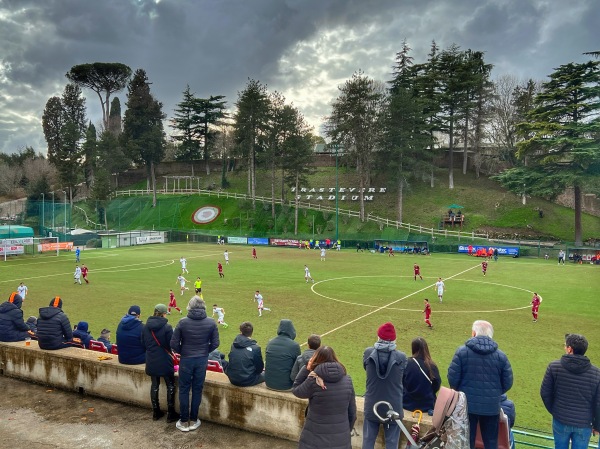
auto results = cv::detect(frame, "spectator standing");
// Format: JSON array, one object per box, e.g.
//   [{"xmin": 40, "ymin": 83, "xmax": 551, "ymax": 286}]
[
  {"xmin": 141, "ymin": 304, "xmax": 179, "ymax": 424},
  {"xmin": 540, "ymin": 333, "xmax": 600, "ymax": 449},
  {"xmin": 265, "ymin": 319, "xmax": 301, "ymax": 390},
  {"xmin": 116, "ymin": 305, "xmax": 146, "ymax": 365},
  {"xmin": 292, "ymin": 346, "xmax": 357, "ymax": 449},
  {"xmin": 362, "ymin": 322, "xmax": 407, "ymax": 449},
  {"xmin": 72, "ymin": 321, "xmax": 94, "ymax": 349},
  {"xmin": 37, "ymin": 297, "xmax": 73, "ymax": 350},
  {"xmin": 403, "ymin": 337, "xmax": 441, "ymax": 413},
  {"xmin": 290, "ymin": 334, "xmax": 321, "ymax": 382},
  {"xmin": 448, "ymin": 320, "xmax": 513, "ymax": 449},
  {"xmin": 170, "ymin": 296, "xmax": 220, "ymax": 432},
  {"xmin": 0, "ymin": 293, "xmax": 30, "ymax": 342},
  {"xmin": 224, "ymin": 321, "xmax": 265, "ymax": 387}
]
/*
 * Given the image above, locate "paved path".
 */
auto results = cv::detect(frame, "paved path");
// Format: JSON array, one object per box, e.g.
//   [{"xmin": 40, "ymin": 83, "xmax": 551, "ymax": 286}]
[{"xmin": 0, "ymin": 376, "xmax": 297, "ymax": 449}]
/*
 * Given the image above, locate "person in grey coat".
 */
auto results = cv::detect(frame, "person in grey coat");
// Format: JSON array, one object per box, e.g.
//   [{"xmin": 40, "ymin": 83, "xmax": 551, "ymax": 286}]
[
  {"xmin": 362, "ymin": 322, "xmax": 407, "ymax": 449},
  {"xmin": 290, "ymin": 334, "xmax": 321, "ymax": 382},
  {"xmin": 265, "ymin": 319, "xmax": 301, "ymax": 390},
  {"xmin": 448, "ymin": 320, "xmax": 513, "ymax": 449},
  {"xmin": 293, "ymin": 346, "xmax": 357, "ymax": 449},
  {"xmin": 540, "ymin": 333, "xmax": 600, "ymax": 449}
]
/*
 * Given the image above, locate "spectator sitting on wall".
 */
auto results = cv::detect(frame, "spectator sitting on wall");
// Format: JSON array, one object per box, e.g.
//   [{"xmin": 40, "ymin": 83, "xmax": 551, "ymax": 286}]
[
  {"xmin": 37, "ymin": 297, "xmax": 74, "ymax": 350},
  {"xmin": 290, "ymin": 334, "xmax": 321, "ymax": 382},
  {"xmin": 0, "ymin": 293, "xmax": 31, "ymax": 342},
  {"xmin": 265, "ymin": 319, "xmax": 301, "ymax": 391},
  {"xmin": 73, "ymin": 321, "xmax": 94, "ymax": 349}
]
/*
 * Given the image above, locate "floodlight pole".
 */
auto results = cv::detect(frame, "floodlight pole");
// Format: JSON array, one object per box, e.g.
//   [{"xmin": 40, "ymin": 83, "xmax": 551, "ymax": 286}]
[
  {"xmin": 62, "ymin": 191, "xmax": 67, "ymax": 238},
  {"xmin": 335, "ymin": 145, "xmax": 339, "ymax": 242},
  {"xmin": 41, "ymin": 193, "xmax": 45, "ymax": 235},
  {"xmin": 51, "ymin": 191, "xmax": 55, "ymax": 231}
]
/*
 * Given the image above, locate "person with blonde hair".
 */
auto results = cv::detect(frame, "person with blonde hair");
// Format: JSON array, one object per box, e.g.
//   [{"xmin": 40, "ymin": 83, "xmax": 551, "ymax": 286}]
[
  {"xmin": 293, "ymin": 346, "xmax": 356, "ymax": 449},
  {"xmin": 170, "ymin": 295, "xmax": 219, "ymax": 432}
]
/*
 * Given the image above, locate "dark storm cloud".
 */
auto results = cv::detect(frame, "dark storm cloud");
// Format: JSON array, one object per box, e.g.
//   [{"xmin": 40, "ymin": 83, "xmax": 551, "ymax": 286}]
[{"xmin": 0, "ymin": 0, "xmax": 597, "ymax": 154}]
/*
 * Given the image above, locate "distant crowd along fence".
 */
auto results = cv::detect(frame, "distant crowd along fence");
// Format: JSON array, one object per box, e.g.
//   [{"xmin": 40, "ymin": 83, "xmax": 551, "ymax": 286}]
[{"xmin": 113, "ymin": 188, "xmax": 490, "ymax": 240}]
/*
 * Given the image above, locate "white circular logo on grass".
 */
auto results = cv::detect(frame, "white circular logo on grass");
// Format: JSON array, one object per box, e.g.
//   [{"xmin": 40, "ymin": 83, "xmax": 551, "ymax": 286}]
[{"xmin": 192, "ymin": 206, "xmax": 221, "ymax": 224}]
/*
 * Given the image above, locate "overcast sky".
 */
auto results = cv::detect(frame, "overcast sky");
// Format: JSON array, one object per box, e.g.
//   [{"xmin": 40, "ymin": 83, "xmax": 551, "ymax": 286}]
[{"xmin": 0, "ymin": 0, "xmax": 598, "ymax": 155}]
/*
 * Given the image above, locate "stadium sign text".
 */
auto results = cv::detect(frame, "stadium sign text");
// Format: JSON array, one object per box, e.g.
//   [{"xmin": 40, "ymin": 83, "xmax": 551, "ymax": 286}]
[{"xmin": 290, "ymin": 186, "xmax": 387, "ymax": 202}]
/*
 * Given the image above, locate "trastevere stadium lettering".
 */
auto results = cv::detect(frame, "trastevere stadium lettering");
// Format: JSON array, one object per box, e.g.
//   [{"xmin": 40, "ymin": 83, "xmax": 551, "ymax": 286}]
[{"xmin": 290, "ymin": 187, "xmax": 387, "ymax": 201}]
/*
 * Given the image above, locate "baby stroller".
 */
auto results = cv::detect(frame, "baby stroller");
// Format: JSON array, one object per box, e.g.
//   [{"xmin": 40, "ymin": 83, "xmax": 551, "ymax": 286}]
[{"xmin": 374, "ymin": 387, "xmax": 469, "ymax": 449}]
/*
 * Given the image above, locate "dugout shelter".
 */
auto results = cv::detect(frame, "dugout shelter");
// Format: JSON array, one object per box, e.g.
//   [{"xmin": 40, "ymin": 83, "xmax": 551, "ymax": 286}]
[
  {"xmin": 374, "ymin": 239, "xmax": 429, "ymax": 254},
  {"xmin": 566, "ymin": 246, "xmax": 600, "ymax": 264},
  {"xmin": 0, "ymin": 225, "xmax": 34, "ymax": 239}
]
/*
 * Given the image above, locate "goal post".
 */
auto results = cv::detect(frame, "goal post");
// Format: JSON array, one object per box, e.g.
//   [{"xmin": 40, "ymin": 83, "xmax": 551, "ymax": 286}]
[{"xmin": 1, "ymin": 236, "xmax": 60, "ymax": 261}]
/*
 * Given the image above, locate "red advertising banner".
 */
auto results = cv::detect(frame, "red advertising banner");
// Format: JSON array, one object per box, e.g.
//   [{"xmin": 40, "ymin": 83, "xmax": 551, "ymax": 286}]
[
  {"xmin": 270, "ymin": 238, "xmax": 301, "ymax": 247},
  {"xmin": 38, "ymin": 242, "xmax": 74, "ymax": 252}
]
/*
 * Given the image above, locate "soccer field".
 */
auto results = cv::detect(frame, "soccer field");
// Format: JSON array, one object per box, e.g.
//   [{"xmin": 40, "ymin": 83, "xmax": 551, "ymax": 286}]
[{"xmin": 2, "ymin": 243, "xmax": 599, "ymax": 430}]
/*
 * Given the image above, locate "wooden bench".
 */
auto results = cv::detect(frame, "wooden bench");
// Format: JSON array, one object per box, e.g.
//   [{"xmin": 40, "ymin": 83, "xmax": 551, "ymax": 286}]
[{"xmin": 442, "ymin": 215, "xmax": 465, "ymax": 228}]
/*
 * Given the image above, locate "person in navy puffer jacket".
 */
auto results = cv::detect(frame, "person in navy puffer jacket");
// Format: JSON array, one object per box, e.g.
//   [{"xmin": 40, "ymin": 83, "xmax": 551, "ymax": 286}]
[
  {"xmin": 72, "ymin": 321, "xmax": 94, "ymax": 349},
  {"xmin": 448, "ymin": 320, "xmax": 513, "ymax": 449},
  {"xmin": 116, "ymin": 305, "xmax": 146, "ymax": 364},
  {"xmin": 37, "ymin": 297, "xmax": 73, "ymax": 350},
  {"xmin": 0, "ymin": 293, "xmax": 30, "ymax": 342}
]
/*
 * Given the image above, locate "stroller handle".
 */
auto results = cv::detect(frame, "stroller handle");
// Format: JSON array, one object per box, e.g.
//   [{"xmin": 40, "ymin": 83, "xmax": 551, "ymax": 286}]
[{"xmin": 373, "ymin": 400, "xmax": 401, "ymax": 423}]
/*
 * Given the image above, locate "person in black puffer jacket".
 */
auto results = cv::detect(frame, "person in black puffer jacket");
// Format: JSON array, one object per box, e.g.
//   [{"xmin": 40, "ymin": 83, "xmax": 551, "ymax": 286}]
[
  {"xmin": 116, "ymin": 305, "xmax": 145, "ymax": 364},
  {"xmin": 225, "ymin": 321, "xmax": 264, "ymax": 387},
  {"xmin": 540, "ymin": 333, "xmax": 600, "ymax": 449},
  {"xmin": 37, "ymin": 297, "xmax": 73, "ymax": 350},
  {"xmin": 141, "ymin": 304, "xmax": 179, "ymax": 424},
  {"xmin": 293, "ymin": 346, "xmax": 356, "ymax": 449},
  {"xmin": 0, "ymin": 293, "xmax": 30, "ymax": 342},
  {"xmin": 448, "ymin": 320, "xmax": 513, "ymax": 449},
  {"xmin": 170, "ymin": 295, "xmax": 219, "ymax": 432}
]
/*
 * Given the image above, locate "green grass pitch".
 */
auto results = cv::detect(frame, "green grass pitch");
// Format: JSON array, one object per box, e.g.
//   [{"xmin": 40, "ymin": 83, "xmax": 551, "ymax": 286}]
[{"xmin": 2, "ymin": 243, "xmax": 599, "ymax": 430}]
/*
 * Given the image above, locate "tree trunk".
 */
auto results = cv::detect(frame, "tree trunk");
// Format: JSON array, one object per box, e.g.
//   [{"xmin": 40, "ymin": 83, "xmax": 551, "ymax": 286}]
[
  {"xmin": 462, "ymin": 109, "xmax": 469, "ymax": 175},
  {"xmin": 574, "ymin": 184, "xmax": 582, "ymax": 246},
  {"xmin": 430, "ymin": 170, "xmax": 435, "ymax": 188},
  {"xmin": 448, "ymin": 110, "xmax": 455, "ymax": 189},
  {"xmin": 251, "ymin": 146, "xmax": 256, "ymax": 209},
  {"xmin": 358, "ymin": 158, "xmax": 365, "ymax": 222},
  {"xmin": 221, "ymin": 151, "xmax": 227, "ymax": 188},
  {"xmin": 271, "ymin": 161, "xmax": 276, "ymax": 218},
  {"xmin": 294, "ymin": 174, "xmax": 300, "ymax": 235},
  {"xmin": 247, "ymin": 150, "xmax": 251, "ymax": 196},
  {"xmin": 397, "ymin": 177, "xmax": 404, "ymax": 223},
  {"xmin": 150, "ymin": 160, "xmax": 157, "ymax": 208}
]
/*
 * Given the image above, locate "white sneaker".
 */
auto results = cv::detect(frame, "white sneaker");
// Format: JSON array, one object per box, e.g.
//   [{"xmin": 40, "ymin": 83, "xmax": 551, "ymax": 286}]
[
  {"xmin": 189, "ymin": 419, "xmax": 201, "ymax": 431},
  {"xmin": 176, "ymin": 420, "xmax": 189, "ymax": 432}
]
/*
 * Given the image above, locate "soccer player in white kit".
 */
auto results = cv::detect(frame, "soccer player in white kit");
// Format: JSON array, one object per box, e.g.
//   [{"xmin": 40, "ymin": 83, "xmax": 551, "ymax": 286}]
[
  {"xmin": 177, "ymin": 275, "xmax": 189, "ymax": 295},
  {"xmin": 320, "ymin": 248, "xmax": 326, "ymax": 261},
  {"xmin": 17, "ymin": 282, "xmax": 28, "ymax": 300},
  {"xmin": 254, "ymin": 291, "xmax": 271, "ymax": 316},
  {"xmin": 212, "ymin": 304, "xmax": 229, "ymax": 328},
  {"xmin": 304, "ymin": 265, "xmax": 314, "ymax": 283},
  {"xmin": 73, "ymin": 265, "xmax": 82, "ymax": 285},
  {"xmin": 180, "ymin": 257, "xmax": 189, "ymax": 274},
  {"xmin": 434, "ymin": 277, "xmax": 445, "ymax": 303},
  {"xmin": 224, "ymin": 250, "xmax": 230, "ymax": 265}
]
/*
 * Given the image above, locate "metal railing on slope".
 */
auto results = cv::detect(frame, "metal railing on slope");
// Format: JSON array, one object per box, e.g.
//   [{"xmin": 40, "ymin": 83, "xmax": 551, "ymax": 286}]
[{"xmin": 113, "ymin": 188, "xmax": 489, "ymax": 240}]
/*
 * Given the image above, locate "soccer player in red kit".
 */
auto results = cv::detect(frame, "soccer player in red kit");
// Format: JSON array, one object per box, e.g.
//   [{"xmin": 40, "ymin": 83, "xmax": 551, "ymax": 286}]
[
  {"xmin": 167, "ymin": 289, "xmax": 182, "ymax": 314},
  {"xmin": 252, "ymin": 246, "xmax": 257, "ymax": 259},
  {"xmin": 388, "ymin": 247, "xmax": 394, "ymax": 257},
  {"xmin": 218, "ymin": 262, "xmax": 224, "ymax": 278},
  {"xmin": 423, "ymin": 299, "xmax": 432, "ymax": 328},
  {"xmin": 468, "ymin": 244, "xmax": 473, "ymax": 256},
  {"xmin": 414, "ymin": 263, "xmax": 423, "ymax": 281},
  {"xmin": 481, "ymin": 260, "xmax": 488, "ymax": 276},
  {"xmin": 531, "ymin": 293, "xmax": 542, "ymax": 322},
  {"xmin": 81, "ymin": 265, "xmax": 89, "ymax": 284}
]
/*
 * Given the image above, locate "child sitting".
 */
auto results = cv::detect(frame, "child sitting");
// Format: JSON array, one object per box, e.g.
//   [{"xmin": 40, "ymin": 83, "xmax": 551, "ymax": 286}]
[{"xmin": 98, "ymin": 328, "xmax": 113, "ymax": 352}]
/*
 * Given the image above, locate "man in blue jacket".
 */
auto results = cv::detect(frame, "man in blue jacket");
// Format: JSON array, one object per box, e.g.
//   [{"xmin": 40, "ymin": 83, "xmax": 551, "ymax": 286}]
[
  {"xmin": 540, "ymin": 333, "xmax": 600, "ymax": 449},
  {"xmin": 116, "ymin": 305, "xmax": 146, "ymax": 364},
  {"xmin": 0, "ymin": 293, "xmax": 30, "ymax": 342},
  {"xmin": 448, "ymin": 320, "xmax": 513, "ymax": 449}
]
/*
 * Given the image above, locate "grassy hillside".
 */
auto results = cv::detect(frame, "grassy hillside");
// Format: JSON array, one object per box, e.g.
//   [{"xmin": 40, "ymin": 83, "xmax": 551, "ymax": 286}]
[{"xmin": 76, "ymin": 167, "xmax": 600, "ymax": 243}]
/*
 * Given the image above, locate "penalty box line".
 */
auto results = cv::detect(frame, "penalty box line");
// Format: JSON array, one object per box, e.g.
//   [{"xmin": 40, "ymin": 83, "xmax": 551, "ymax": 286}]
[{"xmin": 313, "ymin": 263, "xmax": 480, "ymax": 343}]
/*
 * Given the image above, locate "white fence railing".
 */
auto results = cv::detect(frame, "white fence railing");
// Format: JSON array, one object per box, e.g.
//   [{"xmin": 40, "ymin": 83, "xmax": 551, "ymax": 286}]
[{"xmin": 113, "ymin": 188, "xmax": 489, "ymax": 239}]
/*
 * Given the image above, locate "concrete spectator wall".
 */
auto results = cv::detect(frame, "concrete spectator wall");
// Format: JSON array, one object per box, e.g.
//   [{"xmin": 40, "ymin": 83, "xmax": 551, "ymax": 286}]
[{"xmin": 0, "ymin": 341, "xmax": 431, "ymax": 448}]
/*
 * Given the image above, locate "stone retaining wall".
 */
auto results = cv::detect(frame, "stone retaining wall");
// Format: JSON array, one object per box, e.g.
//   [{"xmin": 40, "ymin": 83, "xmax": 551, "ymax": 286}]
[{"xmin": 0, "ymin": 341, "xmax": 431, "ymax": 448}]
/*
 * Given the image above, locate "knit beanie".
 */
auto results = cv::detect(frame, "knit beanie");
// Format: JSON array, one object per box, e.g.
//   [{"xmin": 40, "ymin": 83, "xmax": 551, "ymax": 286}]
[
  {"xmin": 8, "ymin": 292, "xmax": 23, "ymax": 308},
  {"xmin": 50, "ymin": 296, "xmax": 63, "ymax": 309},
  {"xmin": 377, "ymin": 322, "xmax": 396, "ymax": 341}
]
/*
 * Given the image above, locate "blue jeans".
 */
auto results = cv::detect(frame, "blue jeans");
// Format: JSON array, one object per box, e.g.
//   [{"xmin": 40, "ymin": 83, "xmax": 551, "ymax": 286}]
[
  {"xmin": 552, "ymin": 418, "xmax": 592, "ymax": 449},
  {"xmin": 178, "ymin": 356, "xmax": 208, "ymax": 422},
  {"xmin": 362, "ymin": 419, "xmax": 400, "ymax": 449},
  {"xmin": 469, "ymin": 413, "xmax": 499, "ymax": 449}
]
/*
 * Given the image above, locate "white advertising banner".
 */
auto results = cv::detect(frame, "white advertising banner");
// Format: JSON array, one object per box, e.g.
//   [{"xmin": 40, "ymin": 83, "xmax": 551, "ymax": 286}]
[
  {"xmin": 0, "ymin": 245, "xmax": 25, "ymax": 255},
  {"xmin": 136, "ymin": 235, "xmax": 165, "ymax": 245}
]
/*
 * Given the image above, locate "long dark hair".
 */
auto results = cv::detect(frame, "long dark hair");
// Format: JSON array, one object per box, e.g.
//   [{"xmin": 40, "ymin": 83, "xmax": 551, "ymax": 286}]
[
  {"xmin": 311, "ymin": 346, "xmax": 346, "ymax": 374},
  {"xmin": 411, "ymin": 337, "xmax": 437, "ymax": 380}
]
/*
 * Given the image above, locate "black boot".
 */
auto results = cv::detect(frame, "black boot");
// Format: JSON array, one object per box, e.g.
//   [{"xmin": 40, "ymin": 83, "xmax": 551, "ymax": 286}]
[
  {"xmin": 151, "ymin": 381, "xmax": 165, "ymax": 421},
  {"xmin": 166, "ymin": 379, "xmax": 179, "ymax": 423}
]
